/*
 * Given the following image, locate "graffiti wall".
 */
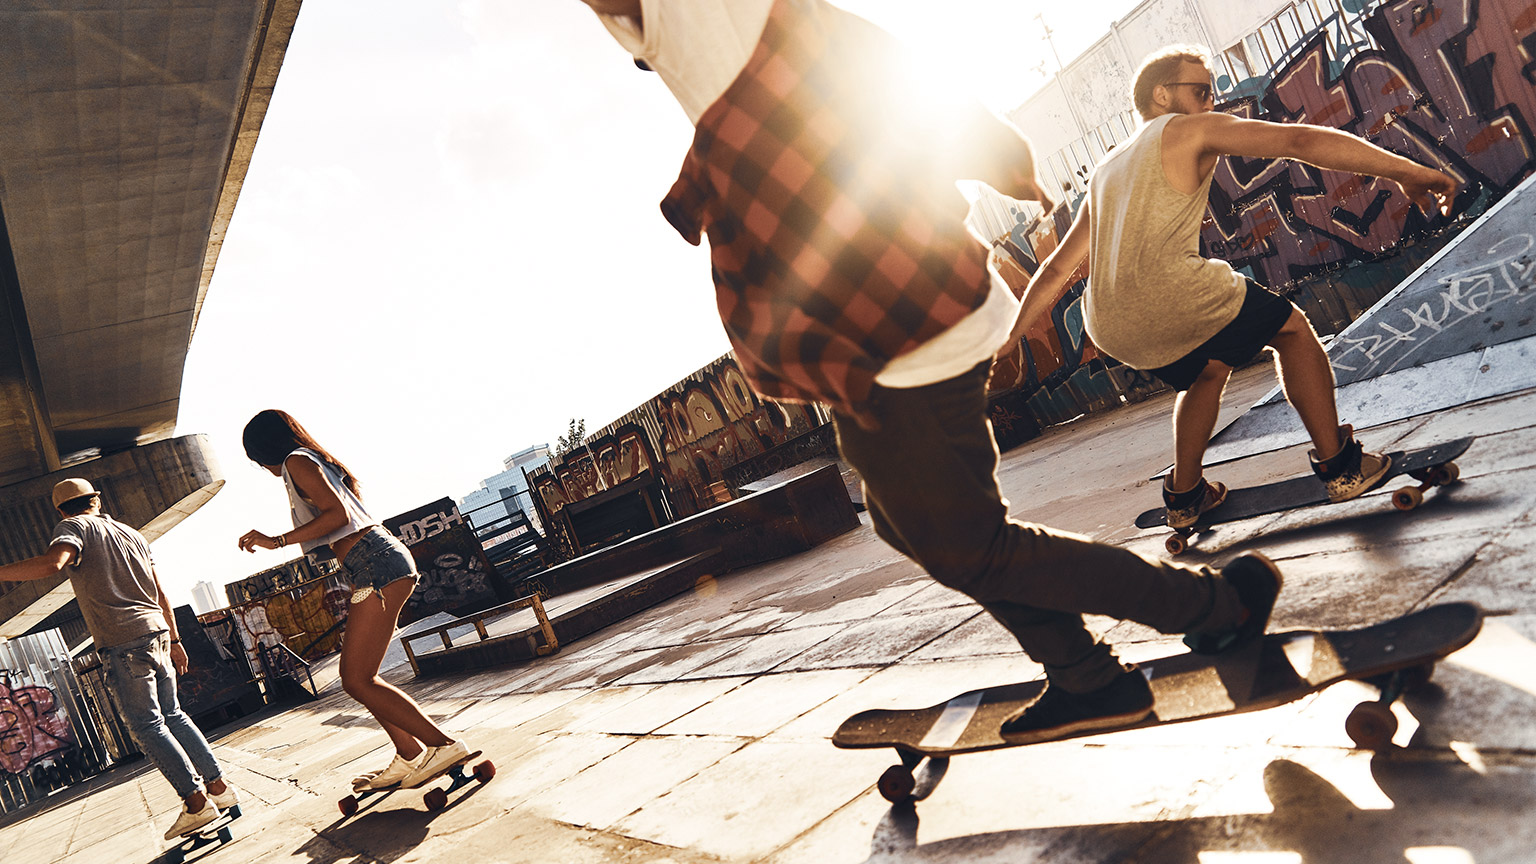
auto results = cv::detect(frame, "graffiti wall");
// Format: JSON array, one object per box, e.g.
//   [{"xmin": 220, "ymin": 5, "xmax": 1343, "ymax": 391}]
[
  {"xmin": 0, "ymin": 629, "xmax": 113, "ymax": 814},
  {"xmin": 383, "ymin": 498, "xmax": 506, "ymax": 624},
  {"xmin": 1204, "ymin": 0, "xmax": 1536, "ymax": 288},
  {"xmin": 226, "ymin": 575, "xmax": 350, "ymax": 668},
  {"xmin": 531, "ymin": 356, "xmax": 829, "ymax": 532},
  {"xmin": 980, "ymin": 0, "xmax": 1536, "ymax": 445}
]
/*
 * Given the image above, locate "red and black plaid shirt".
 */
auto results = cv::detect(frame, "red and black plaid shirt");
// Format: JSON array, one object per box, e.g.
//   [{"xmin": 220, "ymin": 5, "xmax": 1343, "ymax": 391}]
[{"xmin": 661, "ymin": 0, "xmax": 1039, "ymax": 425}]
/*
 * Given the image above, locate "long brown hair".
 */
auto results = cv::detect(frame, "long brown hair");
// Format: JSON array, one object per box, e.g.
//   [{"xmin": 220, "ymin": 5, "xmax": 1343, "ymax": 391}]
[{"xmin": 242, "ymin": 409, "xmax": 362, "ymax": 498}]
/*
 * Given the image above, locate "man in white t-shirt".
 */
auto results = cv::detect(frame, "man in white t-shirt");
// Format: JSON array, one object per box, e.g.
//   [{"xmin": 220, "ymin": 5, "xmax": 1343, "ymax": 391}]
[
  {"xmin": 0, "ymin": 479, "xmax": 239, "ymax": 840},
  {"xmin": 575, "ymin": 0, "xmax": 1285, "ymax": 742}
]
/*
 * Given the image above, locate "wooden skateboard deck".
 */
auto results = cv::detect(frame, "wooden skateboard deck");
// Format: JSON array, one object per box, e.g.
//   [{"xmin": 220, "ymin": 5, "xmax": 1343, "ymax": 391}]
[
  {"xmin": 1135, "ymin": 436, "xmax": 1473, "ymax": 554},
  {"xmin": 338, "ymin": 750, "xmax": 495, "ymax": 816},
  {"xmin": 833, "ymin": 603, "xmax": 1482, "ymax": 803},
  {"xmin": 163, "ymin": 804, "xmax": 241, "ymax": 864}
]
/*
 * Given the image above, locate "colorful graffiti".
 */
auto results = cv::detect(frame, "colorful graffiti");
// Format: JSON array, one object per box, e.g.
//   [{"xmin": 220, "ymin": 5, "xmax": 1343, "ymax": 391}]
[
  {"xmin": 227, "ymin": 576, "xmax": 350, "ymax": 667},
  {"xmin": 1204, "ymin": 0, "xmax": 1536, "ymax": 287},
  {"xmin": 0, "ymin": 676, "xmax": 73, "ymax": 775},
  {"xmin": 383, "ymin": 498, "xmax": 505, "ymax": 623},
  {"xmin": 531, "ymin": 357, "xmax": 826, "ymax": 527}
]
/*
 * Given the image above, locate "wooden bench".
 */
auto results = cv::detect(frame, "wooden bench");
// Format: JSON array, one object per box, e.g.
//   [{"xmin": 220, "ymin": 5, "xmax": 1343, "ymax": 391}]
[{"xmin": 400, "ymin": 593, "xmax": 558, "ymax": 677}]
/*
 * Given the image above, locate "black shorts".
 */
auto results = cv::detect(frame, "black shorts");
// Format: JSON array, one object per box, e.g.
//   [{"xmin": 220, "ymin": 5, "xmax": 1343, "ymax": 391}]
[{"xmin": 1146, "ymin": 279, "xmax": 1295, "ymax": 391}]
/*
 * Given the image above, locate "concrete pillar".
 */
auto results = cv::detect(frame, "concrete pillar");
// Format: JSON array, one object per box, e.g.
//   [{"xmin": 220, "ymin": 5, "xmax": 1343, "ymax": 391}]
[{"xmin": 0, "ymin": 433, "xmax": 223, "ymax": 637}]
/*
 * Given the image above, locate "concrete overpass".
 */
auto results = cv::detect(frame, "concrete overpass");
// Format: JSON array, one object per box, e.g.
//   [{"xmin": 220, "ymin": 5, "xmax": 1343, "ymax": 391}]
[{"xmin": 0, "ymin": 0, "xmax": 303, "ymax": 638}]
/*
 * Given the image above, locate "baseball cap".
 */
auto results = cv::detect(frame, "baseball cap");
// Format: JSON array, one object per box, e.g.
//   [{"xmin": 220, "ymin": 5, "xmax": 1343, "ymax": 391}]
[{"xmin": 52, "ymin": 478, "xmax": 99, "ymax": 509}]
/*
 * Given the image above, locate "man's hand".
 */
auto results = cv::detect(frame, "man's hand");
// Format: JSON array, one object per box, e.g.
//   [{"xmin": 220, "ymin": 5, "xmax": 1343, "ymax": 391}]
[
  {"xmin": 1399, "ymin": 167, "xmax": 1458, "ymax": 217},
  {"xmin": 170, "ymin": 641, "xmax": 189, "ymax": 676}
]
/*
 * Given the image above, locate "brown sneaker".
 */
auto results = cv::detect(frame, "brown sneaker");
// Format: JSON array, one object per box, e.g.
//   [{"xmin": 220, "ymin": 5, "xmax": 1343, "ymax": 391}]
[
  {"xmin": 1310, "ymin": 424, "xmax": 1391, "ymax": 502},
  {"xmin": 1162, "ymin": 476, "xmax": 1228, "ymax": 529}
]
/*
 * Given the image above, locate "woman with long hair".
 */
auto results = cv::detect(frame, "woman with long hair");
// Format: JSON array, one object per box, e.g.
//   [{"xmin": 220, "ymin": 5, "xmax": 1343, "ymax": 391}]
[{"xmin": 237, "ymin": 409, "xmax": 468, "ymax": 791}]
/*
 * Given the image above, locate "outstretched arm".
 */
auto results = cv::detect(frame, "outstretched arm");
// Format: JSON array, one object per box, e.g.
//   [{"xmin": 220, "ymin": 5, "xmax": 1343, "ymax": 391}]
[
  {"xmin": 1182, "ymin": 112, "xmax": 1457, "ymax": 215},
  {"xmin": 0, "ymin": 544, "xmax": 74, "ymax": 582},
  {"xmin": 1002, "ymin": 197, "xmax": 1092, "ymax": 351}
]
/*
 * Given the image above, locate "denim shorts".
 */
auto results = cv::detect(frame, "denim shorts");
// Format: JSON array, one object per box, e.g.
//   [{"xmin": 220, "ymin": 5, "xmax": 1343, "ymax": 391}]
[
  {"xmin": 1147, "ymin": 279, "xmax": 1295, "ymax": 391},
  {"xmin": 341, "ymin": 526, "xmax": 418, "ymax": 604}
]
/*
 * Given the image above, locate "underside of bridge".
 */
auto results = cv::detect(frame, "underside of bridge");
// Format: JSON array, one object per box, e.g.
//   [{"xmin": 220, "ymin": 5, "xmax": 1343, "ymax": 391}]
[{"xmin": 0, "ymin": 0, "xmax": 303, "ymax": 637}]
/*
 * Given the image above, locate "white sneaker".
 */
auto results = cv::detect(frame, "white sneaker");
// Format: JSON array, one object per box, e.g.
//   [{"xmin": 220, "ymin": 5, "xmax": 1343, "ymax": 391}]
[
  {"xmin": 209, "ymin": 783, "xmax": 240, "ymax": 812},
  {"xmin": 164, "ymin": 799, "xmax": 220, "ymax": 840},
  {"xmin": 354, "ymin": 751, "xmax": 424, "ymax": 792},
  {"xmin": 401, "ymin": 740, "xmax": 470, "ymax": 789}
]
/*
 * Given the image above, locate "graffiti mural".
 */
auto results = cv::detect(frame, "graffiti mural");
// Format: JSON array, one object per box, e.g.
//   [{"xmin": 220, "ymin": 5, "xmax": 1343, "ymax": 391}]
[
  {"xmin": 530, "ymin": 356, "xmax": 827, "ymax": 531},
  {"xmin": 227, "ymin": 576, "xmax": 350, "ymax": 667},
  {"xmin": 1204, "ymin": 0, "xmax": 1536, "ymax": 287},
  {"xmin": 383, "ymin": 498, "xmax": 506, "ymax": 623},
  {"xmin": 0, "ymin": 675, "xmax": 74, "ymax": 775}
]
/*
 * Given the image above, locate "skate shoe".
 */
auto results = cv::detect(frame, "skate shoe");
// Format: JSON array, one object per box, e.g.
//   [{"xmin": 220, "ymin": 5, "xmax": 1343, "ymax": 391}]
[
  {"xmin": 402, "ymin": 740, "xmax": 470, "ymax": 789},
  {"xmin": 1310, "ymin": 424, "xmax": 1391, "ymax": 503},
  {"xmin": 999, "ymin": 668, "xmax": 1153, "ymax": 742},
  {"xmin": 164, "ymin": 799, "xmax": 220, "ymax": 840},
  {"xmin": 1162, "ymin": 476, "xmax": 1228, "ymax": 529},
  {"xmin": 1183, "ymin": 552, "xmax": 1283, "ymax": 654},
  {"xmin": 354, "ymin": 751, "xmax": 424, "ymax": 792}
]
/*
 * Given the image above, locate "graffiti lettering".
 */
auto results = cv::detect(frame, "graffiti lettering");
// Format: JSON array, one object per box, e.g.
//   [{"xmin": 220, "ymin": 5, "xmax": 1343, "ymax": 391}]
[
  {"xmin": 395, "ymin": 508, "xmax": 465, "ymax": 545},
  {"xmin": 0, "ymin": 679, "xmax": 74, "ymax": 775},
  {"xmin": 1331, "ymin": 233, "xmax": 1536, "ymax": 372}
]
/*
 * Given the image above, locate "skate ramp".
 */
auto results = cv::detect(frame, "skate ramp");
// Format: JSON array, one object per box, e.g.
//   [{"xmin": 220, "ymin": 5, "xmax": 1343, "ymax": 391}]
[{"xmin": 1204, "ymin": 171, "xmax": 1536, "ymax": 465}]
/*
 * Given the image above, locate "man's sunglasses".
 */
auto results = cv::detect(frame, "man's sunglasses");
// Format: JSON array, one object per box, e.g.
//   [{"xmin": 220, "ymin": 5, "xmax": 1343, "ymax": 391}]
[{"xmin": 1165, "ymin": 82, "xmax": 1213, "ymax": 101}]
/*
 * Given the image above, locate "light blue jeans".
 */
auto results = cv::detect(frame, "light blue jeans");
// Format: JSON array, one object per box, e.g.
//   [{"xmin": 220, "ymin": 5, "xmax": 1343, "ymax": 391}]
[{"xmin": 102, "ymin": 631, "xmax": 223, "ymax": 799}]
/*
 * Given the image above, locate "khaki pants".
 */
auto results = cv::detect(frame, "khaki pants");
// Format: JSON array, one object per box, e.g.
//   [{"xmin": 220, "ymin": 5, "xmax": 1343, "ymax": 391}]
[{"xmin": 833, "ymin": 362, "xmax": 1244, "ymax": 692}]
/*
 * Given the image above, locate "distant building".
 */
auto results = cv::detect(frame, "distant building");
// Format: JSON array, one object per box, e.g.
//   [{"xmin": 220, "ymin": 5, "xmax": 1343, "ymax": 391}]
[
  {"xmin": 190, "ymin": 580, "xmax": 224, "ymax": 615},
  {"xmin": 459, "ymin": 444, "xmax": 551, "ymax": 537}
]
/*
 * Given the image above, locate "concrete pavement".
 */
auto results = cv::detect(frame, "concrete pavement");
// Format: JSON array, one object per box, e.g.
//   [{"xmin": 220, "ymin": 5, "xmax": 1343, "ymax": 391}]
[{"xmin": 4, "ymin": 362, "xmax": 1536, "ymax": 863}]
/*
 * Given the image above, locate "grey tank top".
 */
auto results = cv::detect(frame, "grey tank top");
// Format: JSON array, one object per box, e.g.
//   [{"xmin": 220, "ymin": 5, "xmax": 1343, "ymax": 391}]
[{"xmin": 1084, "ymin": 113, "xmax": 1246, "ymax": 369}]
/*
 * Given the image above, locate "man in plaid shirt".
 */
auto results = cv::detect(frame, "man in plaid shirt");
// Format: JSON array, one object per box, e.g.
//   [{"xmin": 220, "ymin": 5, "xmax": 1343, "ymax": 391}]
[{"xmin": 578, "ymin": 0, "xmax": 1283, "ymax": 741}]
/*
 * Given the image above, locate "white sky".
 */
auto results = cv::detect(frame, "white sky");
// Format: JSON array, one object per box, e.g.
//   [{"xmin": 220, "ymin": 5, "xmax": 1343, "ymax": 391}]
[{"xmin": 152, "ymin": 0, "xmax": 1144, "ymax": 606}]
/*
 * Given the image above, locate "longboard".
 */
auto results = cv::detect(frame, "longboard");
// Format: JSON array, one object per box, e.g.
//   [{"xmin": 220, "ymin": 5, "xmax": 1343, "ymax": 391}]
[
  {"xmin": 1135, "ymin": 436, "xmax": 1474, "ymax": 554},
  {"xmin": 833, "ymin": 603, "xmax": 1483, "ymax": 804},
  {"xmin": 163, "ymin": 804, "xmax": 241, "ymax": 864},
  {"xmin": 338, "ymin": 750, "xmax": 495, "ymax": 816}
]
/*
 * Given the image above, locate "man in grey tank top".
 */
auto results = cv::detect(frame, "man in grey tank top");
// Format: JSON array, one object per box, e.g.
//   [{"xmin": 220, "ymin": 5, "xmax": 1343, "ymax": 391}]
[
  {"xmin": 0, "ymin": 479, "xmax": 239, "ymax": 840},
  {"xmin": 1011, "ymin": 45, "xmax": 1457, "ymax": 529}
]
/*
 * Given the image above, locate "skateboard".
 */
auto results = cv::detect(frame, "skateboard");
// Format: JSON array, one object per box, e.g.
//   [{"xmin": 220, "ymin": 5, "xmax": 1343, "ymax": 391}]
[
  {"xmin": 164, "ymin": 804, "xmax": 241, "ymax": 864},
  {"xmin": 337, "ymin": 750, "xmax": 495, "ymax": 816},
  {"xmin": 833, "ymin": 603, "xmax": 1482, "ymax": 804},
  {"xmin": 1135, "ymin": 436, "xmax": 1473, "ymax": 554}
]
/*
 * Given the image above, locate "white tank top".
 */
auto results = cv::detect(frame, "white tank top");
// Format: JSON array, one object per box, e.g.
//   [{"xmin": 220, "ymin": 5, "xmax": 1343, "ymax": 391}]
[{"xmin": 282, "ymin": 448, "xmax": 375, "ymax": 558}]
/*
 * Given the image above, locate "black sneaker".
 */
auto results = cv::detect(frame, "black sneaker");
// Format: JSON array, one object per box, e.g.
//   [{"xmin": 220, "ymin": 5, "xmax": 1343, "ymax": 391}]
[
  {"xmin": 1183, "ymin": 552, "xmax": 1283, "ymax": 654},
  {"xmin": 999, "ymin": 669, "xmax": 1153, "ymax": 742},
  {"xmin": 1163, "ymin": 476, "xmax": 1228, "ymax": 529}
]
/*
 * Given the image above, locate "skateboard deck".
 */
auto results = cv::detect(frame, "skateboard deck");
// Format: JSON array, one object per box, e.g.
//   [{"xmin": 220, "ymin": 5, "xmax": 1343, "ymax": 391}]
[
  {"xmin": 833, "ymin": 603, "xmax": 1482, "ymax": 803},
  {"xmin": 164, "ymin": 804, "xmax": 242, "ymax": 864},
  {"xmin": 1135, "ymin": 436, "xmax": 1473, "ymax": 554},
  {"xmin": 338, "ymin": 750, "xmax": 494, "ymax": 816}
]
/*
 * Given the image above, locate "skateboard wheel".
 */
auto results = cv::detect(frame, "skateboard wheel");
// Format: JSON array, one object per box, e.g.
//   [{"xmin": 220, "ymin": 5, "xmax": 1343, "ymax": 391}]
[
  {"xmin": 1165, "ymin": 533, "xmax": 1188, "ymax": 556},
  {"xmin": 473, "ymin": 760, "xmax": 495, "ymax": 783},
  {"xmin": 338, "ymin": 795, "xmax": 358, "ymax": 817},
  {"xmin": 1345, "ymin": 701, "xmax": 1399, "ymax": 750},
  {"xmin": 1392, "ymin": 486, "xmax": 1423, "ymax": 511},
  {"xmin": 877, "ymin": 764, "xmax": 916, "ymax": 803},
  {"xmin": 1433, "ymin": 463, "xmax": 1460, "ymax": 485},
  {"xmin": 423, "ymin": 787, "xmax": 449, "ymax": 811}
]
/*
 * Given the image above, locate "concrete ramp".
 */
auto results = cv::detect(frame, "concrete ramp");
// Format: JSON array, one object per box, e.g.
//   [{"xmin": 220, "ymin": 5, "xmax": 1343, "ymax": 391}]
[{"xmin": 1205, "ymin": 172, "xmax": 1536, "ymax": 465}]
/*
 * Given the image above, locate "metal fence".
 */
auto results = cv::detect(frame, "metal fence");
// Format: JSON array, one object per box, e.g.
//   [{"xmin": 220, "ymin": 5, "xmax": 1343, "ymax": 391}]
[{"xmin": 0, "ymin": 630, "xmax": 130, "ymax": 815}]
